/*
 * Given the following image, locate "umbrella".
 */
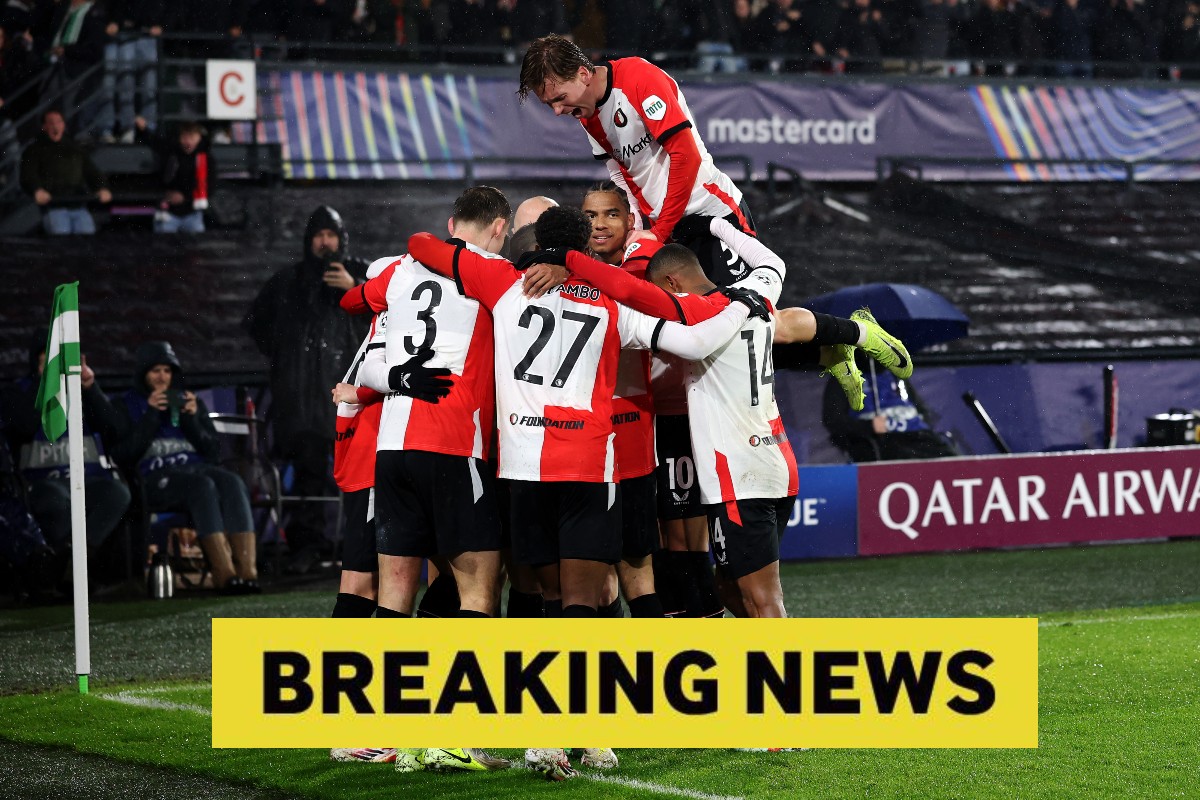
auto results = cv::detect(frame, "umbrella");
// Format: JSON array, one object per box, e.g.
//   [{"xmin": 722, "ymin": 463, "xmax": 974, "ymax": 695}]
[{"xmin": 801, "ymin": 283, "xmax": 969, "ymax": 352}]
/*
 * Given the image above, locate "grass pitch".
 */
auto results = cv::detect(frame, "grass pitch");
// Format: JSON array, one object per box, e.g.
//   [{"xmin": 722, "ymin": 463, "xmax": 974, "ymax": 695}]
[{"xmin": 1, "ymin": 540, "xmax": 1197, "ymax": 799}]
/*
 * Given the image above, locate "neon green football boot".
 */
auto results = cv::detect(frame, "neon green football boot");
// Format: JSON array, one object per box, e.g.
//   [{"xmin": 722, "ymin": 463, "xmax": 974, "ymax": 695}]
[{"xmin": 852, "ymin": 308, "xmax": 913, "ymax": 380}]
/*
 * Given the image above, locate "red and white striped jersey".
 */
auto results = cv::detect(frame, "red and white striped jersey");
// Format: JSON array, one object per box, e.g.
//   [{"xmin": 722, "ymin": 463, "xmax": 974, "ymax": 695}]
[
  {"xmin": 684, "ymin": 264, "xmax": 796, "ymax": 504},
  {"xmin": 612, "ymin": 349, "xmax": 654, "ymax": 481},
  {"xmin": 562, "ymin": 240, "xmax": 795, "ymax": 502},
  {"xmin": 357, "ymin": 251, "xmax": 495, "ymax": 460},
  {"xmin": 580, "ymin": 58, "xmax": 745, "ymax": 236},
  {"xmin": 405, "ymin": 234, "xmax": 751, "ymax": 484},
  {"xmin": 333, "ymin": 317, "xmax": 384, "ymax": 493}
]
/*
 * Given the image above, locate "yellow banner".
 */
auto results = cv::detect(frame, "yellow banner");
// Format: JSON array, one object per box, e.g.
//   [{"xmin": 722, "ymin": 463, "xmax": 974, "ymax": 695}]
[{"xmin": 212, "ymin": 618, "xmax": 1037, "ymax": 748}]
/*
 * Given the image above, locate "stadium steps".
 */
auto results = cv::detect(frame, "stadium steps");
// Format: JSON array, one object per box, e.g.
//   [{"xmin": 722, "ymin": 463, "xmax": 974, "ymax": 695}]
[
  {"xmin": 758, "ymin": 177, "xmax": 1200, "ymax": 355},
  {"xmin": 5, "ymin": 178, "xmax": 1200, "ymax": 382}
]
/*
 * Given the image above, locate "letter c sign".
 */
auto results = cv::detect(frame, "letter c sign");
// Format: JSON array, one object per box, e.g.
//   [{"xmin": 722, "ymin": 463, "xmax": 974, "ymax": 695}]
[{"xmin": 206, "ymin": 59, "xmax": 257, "ymax": 120}]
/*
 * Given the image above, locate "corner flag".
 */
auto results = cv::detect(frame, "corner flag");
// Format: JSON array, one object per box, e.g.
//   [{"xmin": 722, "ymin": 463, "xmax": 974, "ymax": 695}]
[
  {"xmin": 34, "ymin": 282, "xmax": 81, "ymax": 442},
  {"xmin": 34, "ymin": 282, "xmax": 90, "ymax": 693}
]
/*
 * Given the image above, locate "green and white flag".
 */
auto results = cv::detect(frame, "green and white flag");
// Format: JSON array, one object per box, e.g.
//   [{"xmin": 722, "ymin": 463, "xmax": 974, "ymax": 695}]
[{"xmin": 34, "ymin": 283, "xmax": 81, "ymax": 442}]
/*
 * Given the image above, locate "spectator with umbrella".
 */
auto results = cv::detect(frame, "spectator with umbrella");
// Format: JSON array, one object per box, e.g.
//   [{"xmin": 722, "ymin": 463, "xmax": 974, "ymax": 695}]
[{"xmin": 804, "ymin": 283, "xmax": 968, "ymax": 462}]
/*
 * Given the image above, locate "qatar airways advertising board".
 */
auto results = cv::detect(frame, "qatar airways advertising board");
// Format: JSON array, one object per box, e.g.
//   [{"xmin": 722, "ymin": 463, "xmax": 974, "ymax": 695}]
[{"xmin": 857, "ymin": 447, "xmax": 1200, "ymax": 556}]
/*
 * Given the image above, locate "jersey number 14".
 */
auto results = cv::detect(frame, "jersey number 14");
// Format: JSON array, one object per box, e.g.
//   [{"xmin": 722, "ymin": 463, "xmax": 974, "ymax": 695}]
[{"xmin": 740, "ymin": 329, "xmax": 775, "ymax": 407}]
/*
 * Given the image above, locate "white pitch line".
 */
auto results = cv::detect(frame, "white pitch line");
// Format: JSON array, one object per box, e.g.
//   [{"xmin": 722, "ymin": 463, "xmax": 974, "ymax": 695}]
[
  {"xmin": 95, "ymin": 690, "xmax": 211, "ymax": 716},
  {"xmin": 117, "ymin": 683, "xmax": 212, "ymax": 694},
  {"xmin": 580, "ymin": 773, "xmax": 744, "ymax": 800},
  {"xmin": 1039, "ymin": 611, "xmax": 1199, "ymax": 628}
]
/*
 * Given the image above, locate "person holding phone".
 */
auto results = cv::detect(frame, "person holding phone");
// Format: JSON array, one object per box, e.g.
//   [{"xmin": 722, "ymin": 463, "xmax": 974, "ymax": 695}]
[
  {"xmin": 244, "ymin": 205, "xmax": 370, "ymax": 573},
  {"xmin": 112, "ymin": 341, "xmax": 259, "ymax": 594}
]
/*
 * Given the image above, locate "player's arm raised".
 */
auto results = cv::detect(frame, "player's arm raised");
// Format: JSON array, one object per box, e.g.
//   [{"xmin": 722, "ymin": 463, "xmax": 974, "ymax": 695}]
[
  {"xmin": 620, "ymin": 291, "xmax": 769, "ymax": 361},
  {"xmin": 710, "ymin": 217, "xmax": 786, "ymax": 305},
  {"xmin": 563, "ymin": 249, "xmax": 687, "ymax": 321},
  {"xmin": 341, "ymin": 259, "xmax": 397, "ymax": 315},
  {"xmin": 406, "ymin": 232, "xmax": 518, "ymax": 310}
]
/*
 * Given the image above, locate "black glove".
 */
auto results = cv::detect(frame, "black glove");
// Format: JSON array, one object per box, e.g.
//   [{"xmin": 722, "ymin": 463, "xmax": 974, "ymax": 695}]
[
  {"xmin": 722, "ymin": 285, "xmax": 772, "ymax": 323},
  {"xmin": 670, "ymin": 214, "xmax": 714, "ymax": 245},
  {"xmin": 514, "ymin": 247, "xmax": 569, "ymax": 271},
  {"xmin": 387, "ymin": 348, "xmax": 454, "ymax": 403}
]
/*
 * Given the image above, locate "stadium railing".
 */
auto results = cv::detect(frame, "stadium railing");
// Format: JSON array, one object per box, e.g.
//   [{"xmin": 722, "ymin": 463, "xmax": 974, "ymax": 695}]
[
  {"xmin": 876, "ymin": 156, "xmax": 1200, "ymax": 186},
  {"xmin": 153, "ymin": 33, "xmax": 1200, "ymax": 83}
]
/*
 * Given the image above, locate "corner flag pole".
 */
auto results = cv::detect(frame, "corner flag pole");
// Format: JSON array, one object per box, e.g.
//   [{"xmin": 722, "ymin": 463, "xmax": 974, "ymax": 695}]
[
  {"xmin": 36, "ymin": 283, "xmax": 90, "ymax": 693},
  {"xmin": 66, "ymin": 338, "xmax": 90, "ymax": 695}
]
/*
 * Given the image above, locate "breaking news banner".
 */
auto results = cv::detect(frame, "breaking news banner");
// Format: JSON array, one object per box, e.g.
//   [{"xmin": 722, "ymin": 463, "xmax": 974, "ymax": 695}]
[{"xmin": 212, "ymin": 619, "xmax": 1037, "ymax": 749}]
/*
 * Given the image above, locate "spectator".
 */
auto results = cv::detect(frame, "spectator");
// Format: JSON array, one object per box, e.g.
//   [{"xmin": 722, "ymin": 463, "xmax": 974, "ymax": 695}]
[
  {"xmin": 19, "ymin": 109, "xmax": 111, "ymax": 235},
  {"xmin": 693, "ymin": 0, "xmax": 750, "ymax": 72},
  {"xmin": 1054, "ymin": 0, "xmax": 1094, "ymax": 76},
  {"xmin": 167, "ymin": 0, "xmax": 243, "ymax": 57},
  {"xmin": 133, "ymin": 116, "xmax": 212, "ymax": 234},
  {"xmin": 0, "ymin": 432, "xmax": 61, "ymax": 603},
  {"xmin": 1, "ymin": 1, "xmax": 38, "ymax": 37},
  {"xmin": 244, "ymin": 206, "xmax": 369, "ymax": 572},
  {"xmin": 449, "ymin": 0, "xmax": 499, "ymax": 60},
  {"xmin": 598, "ymin": 0, "xmax": 647, "ymax": 55},
  {"xmin": 233, "ymin": 0, "xmax": 288, "ymax": 40},
  {"xmin": 111, "ymin": 341, "xmax": 260, "ymax": 594},
  {"xmin": 401, "ymin": 0, "xmax": 452, "ymax": 52},
  {"xmin": 1165, "ymin": 9, "xmax": 1200, "ymax": 76},
  {"xmin": 822, "ymin": 353, "xmax": 959, "ymax": 462},
  {"xmin": 970, "ymin": 0, "xmax": 1020, "ymax": 75},
  {"xmin": 808, "ymin": 0, "xmax": 853, "ymax": 69},
  {"xmin": 750, "ymin": 0, "xmax": 815, "ymax": 71},
  {"xmin": 287, "ymin": 0, "xmax": 353, "ymax": 43},
  {"xmin": 841, "ymin": 0, "xmax": 891, "ymax": 72},
  {"xmin": 1014, "ymin": 0, "xmax": 1054, "ymax": 75},
  {"xmin": 0, "ymin": 23, "xmax": 36, "ymax": 184},
  {"xmin": 0, "ymin": 330, "xmax": 131, "ymax": 573},
  {"xmin": 43, "ymin": 0, "xmax": 110, "ymax": 139},
  {"xmin": 1094, "ymin": 0, "xmax": 1152, "ymax": 77},
  {"xmin": 104, "ymin": 0, "xmax": 165, "ymax": 141},
  {"xmin": 913, "ymin": 0, "xmax": 953, "ymax": 59}
]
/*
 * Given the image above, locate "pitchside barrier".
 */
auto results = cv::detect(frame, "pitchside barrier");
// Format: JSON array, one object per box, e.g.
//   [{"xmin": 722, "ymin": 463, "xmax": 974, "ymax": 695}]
[{"xmin": 784, "ymin": 446, "xmax": 1200, "ymax": 560}]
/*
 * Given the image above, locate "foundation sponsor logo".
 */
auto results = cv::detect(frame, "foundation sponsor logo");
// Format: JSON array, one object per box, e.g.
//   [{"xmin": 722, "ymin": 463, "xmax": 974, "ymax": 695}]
[
  {"xmin": 707, "ymin": 115, "xmax": 876, "ymax": 146},
  {"xmin": 512, "ymin": 415, "xmax": 585, "ymax": 430}
]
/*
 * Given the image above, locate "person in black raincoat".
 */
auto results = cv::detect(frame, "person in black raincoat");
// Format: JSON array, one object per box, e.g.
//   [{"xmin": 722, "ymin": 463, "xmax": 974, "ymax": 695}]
[{"xmin": 244, "ymin": 205, "xmax": 369, "ymax": 568}]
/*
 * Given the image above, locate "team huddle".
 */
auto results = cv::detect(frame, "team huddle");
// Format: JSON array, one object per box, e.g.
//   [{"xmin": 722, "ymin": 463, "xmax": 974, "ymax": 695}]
[{"xmin": 324, "ymin": 35, "xmax": 912, "ymax": 779}]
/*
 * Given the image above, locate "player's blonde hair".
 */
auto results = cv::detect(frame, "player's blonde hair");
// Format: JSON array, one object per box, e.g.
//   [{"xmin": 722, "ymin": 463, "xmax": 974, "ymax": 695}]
[{"xmin": 518, "ymin": 34, "xmax": 594, "ymax": 103}]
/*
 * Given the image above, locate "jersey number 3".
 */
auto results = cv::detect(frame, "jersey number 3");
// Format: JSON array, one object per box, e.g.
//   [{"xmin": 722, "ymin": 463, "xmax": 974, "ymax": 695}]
[{"xmin": 403, "ymin": 281, "xmax": 444, "ymax": 355}]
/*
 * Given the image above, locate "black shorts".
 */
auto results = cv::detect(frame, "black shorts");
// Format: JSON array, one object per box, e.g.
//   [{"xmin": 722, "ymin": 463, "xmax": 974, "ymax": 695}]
[
  {"xmin": 493, "ymin": 473, "xmax": 512, "ymax": 549},
  {"xmin": 621, "ymin": 471, "xmax": 658, "ymax": 560},
  {"xmin": 374, "ymin": 450, "xmax": 502, "ymax": 558},
  {"xmin": 508, "ymin": 480, "xmax": 622, "ymax": 567},
  {"xmin": 655, "ymin": 414, "xmax": 704, "ymax": 521},
  {"xmin": 674, "ymin": 204, "xmax": 757, "ymax": 288},
  {"xmin": 706, "ymin": 496, "xmax": 794, "ymax": 581},
  {"xmin": 340, "ymin": 487, "xmax": 377, "ymax": 573}
]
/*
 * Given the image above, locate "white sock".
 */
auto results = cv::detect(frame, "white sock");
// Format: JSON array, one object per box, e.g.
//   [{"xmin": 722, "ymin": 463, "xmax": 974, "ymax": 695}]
[{"xmin": 855, "ymin": 321, "xmax": 868, "ymax": 346}]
